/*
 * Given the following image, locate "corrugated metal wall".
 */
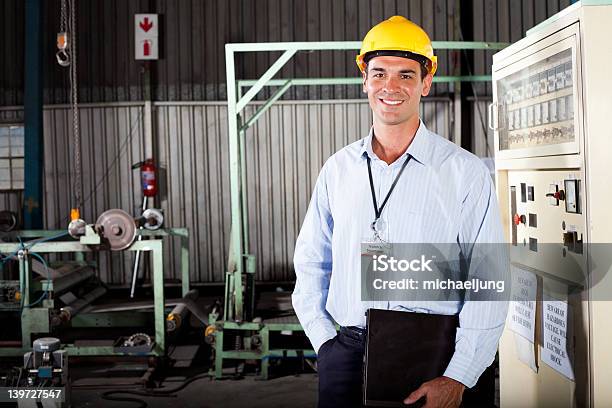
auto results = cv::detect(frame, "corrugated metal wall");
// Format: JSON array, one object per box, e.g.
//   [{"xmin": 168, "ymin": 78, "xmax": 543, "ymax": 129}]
[
  {"xmin": 154, "ymin": 102, "xmax": 232, "ymax": 284},
  {"xmin": 1, "ymin": 0, "xmax": 572, "ymax": 106}
]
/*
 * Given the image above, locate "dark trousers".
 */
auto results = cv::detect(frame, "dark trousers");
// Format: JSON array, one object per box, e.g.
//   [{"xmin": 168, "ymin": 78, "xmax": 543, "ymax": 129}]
[
  {"xmin": 317, "ymin": 326, "xmax": 366, "ymax": 408},
  {"xmin": 317, "ymin": 326, "xmax": 496, "ymax": 408}
]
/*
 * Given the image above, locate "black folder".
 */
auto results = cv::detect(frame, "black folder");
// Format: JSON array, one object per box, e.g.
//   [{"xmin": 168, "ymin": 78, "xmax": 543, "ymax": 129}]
[{"xmin": 363, "ymin": 309, "xmax": 459, "ymax": 407}]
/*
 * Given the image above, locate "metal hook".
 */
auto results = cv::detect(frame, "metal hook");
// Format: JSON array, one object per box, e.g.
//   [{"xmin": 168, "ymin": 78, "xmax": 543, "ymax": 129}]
[{"xmin": 56, "ymin": 49, "xmax": 71, "ymax": 67}]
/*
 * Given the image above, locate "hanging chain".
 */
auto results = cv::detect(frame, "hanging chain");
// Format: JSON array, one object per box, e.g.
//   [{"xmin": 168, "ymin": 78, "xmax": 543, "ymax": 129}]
[
  {"xmin": 68, "ymin": 0, "xmax": 82, "ymax": 211},
  {"xmin": 59, "ymin": 0, "xmax": 67, "ymax": 33}
]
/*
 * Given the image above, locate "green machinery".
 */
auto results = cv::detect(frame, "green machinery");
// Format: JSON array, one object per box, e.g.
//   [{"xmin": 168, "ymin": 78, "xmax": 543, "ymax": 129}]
[
  {"xmin": 0, "ymin": 220, "xmax": 190, "ymax": 358},
  {"xmin": 212, "ymin": 40, "xmax": 510, "ymax": 379}
]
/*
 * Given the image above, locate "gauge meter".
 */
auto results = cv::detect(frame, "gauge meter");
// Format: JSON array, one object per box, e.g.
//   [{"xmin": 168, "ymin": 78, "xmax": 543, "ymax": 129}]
[{"xmin": 564, "ymin": 179, "xmax": 581, "ymax": 213}]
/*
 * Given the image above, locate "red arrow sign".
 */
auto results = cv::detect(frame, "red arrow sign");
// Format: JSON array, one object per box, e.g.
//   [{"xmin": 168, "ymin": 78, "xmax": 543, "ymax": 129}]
[{"xmin": 139, "ymin": 17, "xmax": 154, "ymax": 32}]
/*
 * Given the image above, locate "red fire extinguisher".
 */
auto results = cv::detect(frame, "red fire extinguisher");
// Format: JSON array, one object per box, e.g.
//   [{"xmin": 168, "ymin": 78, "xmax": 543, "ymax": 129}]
[{"xmin": 132, "ymin": 159, "xmax": 157, "ymax": 197}]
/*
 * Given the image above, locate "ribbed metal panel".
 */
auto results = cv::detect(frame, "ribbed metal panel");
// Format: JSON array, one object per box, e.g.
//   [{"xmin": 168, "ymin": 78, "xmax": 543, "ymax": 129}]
[
  {"xmin": 42, "ymin": 103, "xmax": 148, "ymax": 284},
  {"xmin": 154, "ymin": 102, "xmax": 232, "ymax": 284},
  {"xmin": 1, "ymin": 0, "xmax": 572, "ymax": 105},
  {"xmin": 0, "ymin": 191, "xmax": 21, "ymax": 215}
]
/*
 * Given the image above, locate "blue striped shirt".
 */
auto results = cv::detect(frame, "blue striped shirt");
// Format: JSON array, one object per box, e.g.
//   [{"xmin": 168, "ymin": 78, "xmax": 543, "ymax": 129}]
[{"xmin": 292, "ymin": 120, "xmax": 508, "ymax": 388}]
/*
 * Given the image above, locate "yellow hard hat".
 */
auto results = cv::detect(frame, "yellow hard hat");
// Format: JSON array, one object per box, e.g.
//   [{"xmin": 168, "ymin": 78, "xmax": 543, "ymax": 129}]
[{"xmin": 356, "ymin": 16, "xmax": 437, "ymax": 76}]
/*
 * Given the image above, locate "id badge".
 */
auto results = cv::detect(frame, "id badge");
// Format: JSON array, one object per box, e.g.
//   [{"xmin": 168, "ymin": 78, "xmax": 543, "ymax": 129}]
[
  {"xmin": 361, "ymin": 218, "xmax": 391, "ymax": 256},
  {"xmin": 361, "ymin": 239, "xmax": 391, "ymax": 256}
]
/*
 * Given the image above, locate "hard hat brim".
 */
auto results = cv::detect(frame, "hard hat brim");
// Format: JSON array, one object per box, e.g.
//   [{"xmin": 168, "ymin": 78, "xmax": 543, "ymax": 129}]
[{"xmin": 356, "ymin": 50, "xmax": 437, "ymax": 76}]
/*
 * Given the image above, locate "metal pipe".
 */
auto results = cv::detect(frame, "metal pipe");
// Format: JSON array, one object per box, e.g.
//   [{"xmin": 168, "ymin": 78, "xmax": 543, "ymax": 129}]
[
  {"xmin": 55, "ymin": 286, "xmax": 107, "ymax": 325},
  {"xmin": 130, "ymin": 196, "xmax": 148, "ymax": 298},
  {"xmin": 166, "ymin": 289, "xmax": 199, "ymax": 332},
  {"xmin": 240, "ymin": 80, "xmax": 293, "ymax": 132},
  {"xmin": 237, "ymin": 76, "xmax": 493, "ymax": 89},
  {"xmin": 226, "ymin": 40, "xmax": 510, "ymax": 53}
]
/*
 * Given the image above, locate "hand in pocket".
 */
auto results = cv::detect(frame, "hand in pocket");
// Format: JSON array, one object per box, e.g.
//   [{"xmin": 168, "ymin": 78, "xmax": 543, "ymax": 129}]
[{"xmin": 317, "ymin": 336, "xmax": 337, "ymax": 362}]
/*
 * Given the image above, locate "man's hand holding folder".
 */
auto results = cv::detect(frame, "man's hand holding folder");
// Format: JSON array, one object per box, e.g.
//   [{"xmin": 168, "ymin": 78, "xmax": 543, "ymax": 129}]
[{"xmin": 403, "ymin": 376, "xmax": 465, "ymax": 408}]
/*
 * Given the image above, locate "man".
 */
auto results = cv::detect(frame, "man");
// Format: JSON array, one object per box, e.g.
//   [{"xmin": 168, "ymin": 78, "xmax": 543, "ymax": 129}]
[{"xmin": 292, "ymin": 16, "xmax": 507, "ymax": 408}]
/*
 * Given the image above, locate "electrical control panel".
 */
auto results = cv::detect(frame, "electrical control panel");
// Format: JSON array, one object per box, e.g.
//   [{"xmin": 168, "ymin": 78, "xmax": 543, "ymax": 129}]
[
  {"xmin": 498, "ymin": 48, "xmax": 575, "ymax": 152},
  {"xmin": 493, "ymin": 2, "xmax": 612, "ymax": 407}
]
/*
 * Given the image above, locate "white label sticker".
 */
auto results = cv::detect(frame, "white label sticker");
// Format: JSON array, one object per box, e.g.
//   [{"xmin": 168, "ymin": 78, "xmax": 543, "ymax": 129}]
[
  {"xmin": 542, "ymin": 297, "xmax": 574, "ymax": 381},
  {"xmin": 508, "ymin": 266, "xmax": 537, "ymax": 342}
]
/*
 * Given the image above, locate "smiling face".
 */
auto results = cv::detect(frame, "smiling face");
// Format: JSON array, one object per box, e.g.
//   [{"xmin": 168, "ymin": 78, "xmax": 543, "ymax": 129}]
[{"xmin": 363, "ymin": 56, "xmax": 433, "ymax": 127}]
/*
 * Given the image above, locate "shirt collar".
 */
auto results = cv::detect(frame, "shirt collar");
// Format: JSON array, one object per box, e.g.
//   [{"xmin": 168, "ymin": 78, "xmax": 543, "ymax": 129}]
[{"xmin": 359, "ymin": 120, "xmax": 433, "ymax": 166}]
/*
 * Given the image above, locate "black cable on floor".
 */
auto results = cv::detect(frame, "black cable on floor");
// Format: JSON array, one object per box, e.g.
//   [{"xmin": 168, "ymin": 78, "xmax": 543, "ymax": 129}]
[
  {"xmin": 145, "ymin": 373, "xmax": 212, "ymax": 395},
  {"xmin": 99, "ymin": 373, "xmax": 212, "ymax": 407}
]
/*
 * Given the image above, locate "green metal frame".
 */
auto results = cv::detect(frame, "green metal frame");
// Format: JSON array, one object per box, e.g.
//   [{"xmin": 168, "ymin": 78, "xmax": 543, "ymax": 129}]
[
  {"xmin": 0, "ymin": 228, "xmax": 190, "ymax": 357},
  {"xmin": 213, "ymin": 320, "xmax": 313, "ymax": 380},
  {"xmin": 219, "ymin": 40, "xmax": 509, "ymax": 379}
]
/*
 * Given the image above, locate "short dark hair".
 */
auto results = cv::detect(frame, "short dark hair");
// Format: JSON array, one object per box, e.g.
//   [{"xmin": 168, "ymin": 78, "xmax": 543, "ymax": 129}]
[{"xmin": 364, "ymin": 50, "xmax": 429, "ymax": 80}]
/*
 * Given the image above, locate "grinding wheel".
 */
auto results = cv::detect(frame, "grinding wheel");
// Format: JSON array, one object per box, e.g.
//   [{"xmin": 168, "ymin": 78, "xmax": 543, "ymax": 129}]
[{"xmin": 96, "ymin": 209, "xmax": 136, "ymax": 250}]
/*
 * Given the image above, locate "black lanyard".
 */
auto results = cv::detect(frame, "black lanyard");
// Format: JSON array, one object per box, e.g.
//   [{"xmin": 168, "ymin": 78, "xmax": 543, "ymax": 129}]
[{"xmin": 366, "ymin": 154, "xmax": 411, "ymax": 227}]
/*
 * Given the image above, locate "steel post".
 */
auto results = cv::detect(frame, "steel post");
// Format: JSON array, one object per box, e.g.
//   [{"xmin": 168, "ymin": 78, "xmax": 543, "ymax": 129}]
[
  {"xmin": 150, "ymin": 239, "xmax": 165, "ymax": 355},
  {"xmin": 23, "ymin": 0, "xmax": 44, "ymax": 228}
]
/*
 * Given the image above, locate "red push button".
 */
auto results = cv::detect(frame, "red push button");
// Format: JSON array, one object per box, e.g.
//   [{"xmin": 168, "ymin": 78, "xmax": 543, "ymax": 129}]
[{"xmin": 513, "ymin": 214, "xmax": 526, "ymax": 225}]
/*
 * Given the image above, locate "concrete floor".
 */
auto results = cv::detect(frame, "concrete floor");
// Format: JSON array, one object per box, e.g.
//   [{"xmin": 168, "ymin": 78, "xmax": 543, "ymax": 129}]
[
  {"xmin": 71, "ymin": 372, "xmax": 318, "ymax": 408},
  {"xmin": 69, "ymin": 367, "xmax": 499, "ymax": 407},
  {"xmin": 66, "ymin": 342, "xmax": 497, "ymax": 407}
]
